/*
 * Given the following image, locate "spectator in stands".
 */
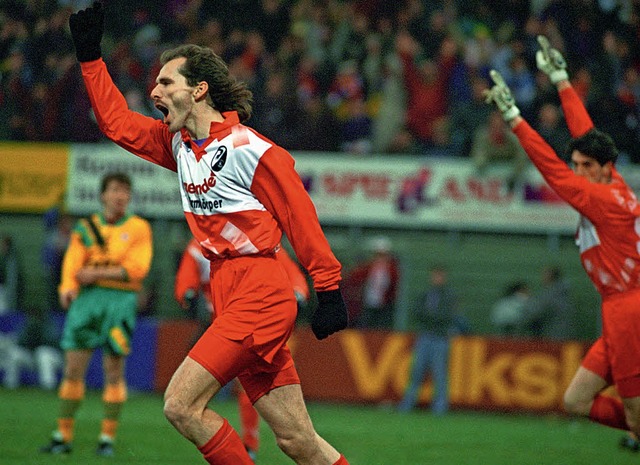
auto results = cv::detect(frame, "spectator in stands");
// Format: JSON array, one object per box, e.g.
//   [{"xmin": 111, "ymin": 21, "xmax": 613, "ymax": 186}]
[
  {"xmin": 1, "ymin": 0, "xmax": 639, "ymax": 162},
  {"xmin": 534, "ymin": 103, "xmax": 572, "ymax": 161},
  {"xmin": 503, "ymin": 54, "xmax": 537, "ymax": 118},
  {"xmin": 449, "ymin": 74, "xmax": 493, "ymax": 157},
  {"xmin": 294, "ymin": 93, "xmax": 341, "ymax": 152},
  {"xmin": 340, "ymin": 96, "xmax": 373, "ymax": 154},
  {"xmin": 252, "ymin": 70, "xmax": 301, "ymax": 149},
  {"xmin": 370, "ymin": 54, "xmax": 407, "ymax": 154},
  {"xmin": 343, "ymin": 236, "xmax": 400, "ymax": 329},
  {"xmin": 520, "ymin": 265, "xmax": 578, "ymax": 341},
  {"xmin": 398, "ymin": 264, "xmax": 468, "ymax": 415},
  {"xmin": 396, "ymin": 30, "xmax": 457, "ymax": 152},
  {"xmin": 490, "ymin": 281, "xmax": 531, "ymax": 337},
  {"xmin": 470, "ymin": 110, "xmax": 529, "ymax": 190},
  {"xmin": 0, "ymin": 234, "xmax": 22, "ymax": 315}
]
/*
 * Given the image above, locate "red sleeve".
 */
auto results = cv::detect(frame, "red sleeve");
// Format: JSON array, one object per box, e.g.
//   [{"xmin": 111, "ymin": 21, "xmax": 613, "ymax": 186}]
[
  {"xmin": 174, "ymin": 247, "xmax": 201, "ymax": 306},
  {"xmin": 251, "ymin": 147, "xmax": 342, "ymax": 291},
  {"xmin": 80, "ymin": 59, "xmax": 177, "ymax": 172},
  {"xmin": 276, "ymin": 248, "xmax": 310, "ymax": 301},
  {"xmin": 559, "ymin": 86, "xmax": 594, "ymax": 138},
  {"xmin": 513, "ymin": 120, "xmax": 609, "ymax": 221}
]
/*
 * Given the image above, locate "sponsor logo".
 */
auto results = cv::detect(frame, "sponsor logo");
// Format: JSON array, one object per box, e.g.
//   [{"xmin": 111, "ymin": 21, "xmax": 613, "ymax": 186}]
[
  {"xmin": 183, "ymin": 175, "xmax": 217, "ymax": 194},
  {"xmin": 189, "ymin": 198, "xmax": 223, "ymax": 211},
  {"xmin": 211, "ymin": 146, "xmax": 228, "ymax": 172}
]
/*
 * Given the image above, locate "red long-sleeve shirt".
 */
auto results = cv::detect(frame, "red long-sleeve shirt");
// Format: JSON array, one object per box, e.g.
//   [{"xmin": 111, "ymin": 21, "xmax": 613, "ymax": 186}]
[
  {"xmin": 513, "ymin": 86, "xmax": 640, "ymax": 298},
  {"xmin": 80, "ymin": 58, "xmax": 341, "ymax": 291}
]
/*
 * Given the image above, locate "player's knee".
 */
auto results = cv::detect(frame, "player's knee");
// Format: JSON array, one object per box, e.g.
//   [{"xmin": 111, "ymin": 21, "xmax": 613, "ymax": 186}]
[
  {"xmin": 275, "ymin": 427, "xmax": 316, "ymax": 460},
  {"xmin": 163, "ymin": 394, "xmax": 191, "ymax": 429},
  {"xmin": 563, "ymin": 389, "xmax": 589, "ymax": 416}
]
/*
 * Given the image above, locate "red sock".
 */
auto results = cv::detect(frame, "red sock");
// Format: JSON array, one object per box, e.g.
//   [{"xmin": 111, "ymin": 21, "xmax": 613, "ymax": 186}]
[
  {"xmin": 589, "ymin": 394, "xmax": 629, "ymax": 430},
  {"xmin": 198, "ymin": 419, "xmax": 254, "ymax": 465},
  {"xmin": 238, "ymin": 389, "xmax": 260, "ymax": 451},
  {"xmin": 333, "ymin": 454, "xmax": 350, "ymax": 465}
]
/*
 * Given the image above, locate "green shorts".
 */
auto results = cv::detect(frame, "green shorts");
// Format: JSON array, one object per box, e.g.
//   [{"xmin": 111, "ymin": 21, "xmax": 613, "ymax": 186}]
[{"xmin": 61, "ymin": 287, "xmax": 137, "ymax": 356}]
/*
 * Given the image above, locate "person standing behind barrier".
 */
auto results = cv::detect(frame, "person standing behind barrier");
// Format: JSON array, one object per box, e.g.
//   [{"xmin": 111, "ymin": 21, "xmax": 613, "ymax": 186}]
[
  {"xmin": 2, "ymin": 306, "xmax": 63, "ymax": 390},
  {"xmin": 344, "ymin": 236, "xmax": 400, "ymax": 329},
  {"xmin": 398, "ymin": 264, "xmax": 466, "ymax": 415},
  {"xmin": 485, "ymin": 35, "xmax": 640, "ymax": 443},
  {"xmin": 490, "ymin": 281, "xmax": 530, "ymax": 337},
  {"xmin": 67, "ymin": 4, "xmax": 349, "ymax": 464},
  {"xmin": 0, "ymin": 234, "xmax": 22, "ymax": 315},
  {"xmin": 520, "ymin": 265, "xmax": 578, "ymax": 341},
  {"xmin": 40, "ymin": 172, "xmax": 153, "ymax": 457}
]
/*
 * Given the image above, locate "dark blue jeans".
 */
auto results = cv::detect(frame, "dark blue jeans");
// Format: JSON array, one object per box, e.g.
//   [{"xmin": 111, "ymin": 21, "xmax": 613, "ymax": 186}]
[{"xmin": 398, "ymin": 332, "xmax": 450, "ymax": 414}]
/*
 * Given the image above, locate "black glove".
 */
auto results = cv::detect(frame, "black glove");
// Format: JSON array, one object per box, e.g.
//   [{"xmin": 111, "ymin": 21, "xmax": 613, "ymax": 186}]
[
  {"xmin": 69, "ymin": 1, "xmax": 104, "ymax": 62},
  {"xmin": 311, "ymin": 289, "xmax": 348, "ymax": 340}
]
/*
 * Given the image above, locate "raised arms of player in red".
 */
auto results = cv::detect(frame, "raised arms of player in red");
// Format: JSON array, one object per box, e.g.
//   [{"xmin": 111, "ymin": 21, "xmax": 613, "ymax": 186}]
[{"xmin": 81, "ymin": 59, "xmax": 177, "ymax": 172}]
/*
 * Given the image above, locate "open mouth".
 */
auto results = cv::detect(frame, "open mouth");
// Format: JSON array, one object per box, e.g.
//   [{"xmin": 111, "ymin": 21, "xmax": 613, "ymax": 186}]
[{"xmin": 155, "ymin": 103, "xmax": 169, "ymax": 122}]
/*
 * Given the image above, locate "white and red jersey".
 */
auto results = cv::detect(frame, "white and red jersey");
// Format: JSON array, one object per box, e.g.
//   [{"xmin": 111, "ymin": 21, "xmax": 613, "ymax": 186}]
[
  {"xmin": 513, "ymin": 86, "xmax": 640, "ymax": 298},
  {"xmin": 81, "ymin": 59, "xmax": 341, "ymax": 291}
]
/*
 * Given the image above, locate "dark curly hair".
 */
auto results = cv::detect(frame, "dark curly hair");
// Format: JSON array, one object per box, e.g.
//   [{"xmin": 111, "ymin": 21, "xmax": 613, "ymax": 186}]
[
  {"xmin": 564, "ymin": 128, "xmax": 618, "ymax": 166},
  {"xmin": 160, "ymin": 44, "xmax": 253, "ymax": 122}
]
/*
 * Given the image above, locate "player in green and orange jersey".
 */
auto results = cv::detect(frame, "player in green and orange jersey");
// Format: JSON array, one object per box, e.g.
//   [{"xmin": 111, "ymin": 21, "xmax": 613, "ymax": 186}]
[{"xmin": 40, "ymin": 172, "xmax": 153, "ymax": 457}]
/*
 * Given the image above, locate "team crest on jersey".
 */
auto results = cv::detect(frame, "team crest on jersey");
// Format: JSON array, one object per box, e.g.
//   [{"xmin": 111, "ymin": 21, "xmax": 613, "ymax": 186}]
[{"xmin": 211, "ymin": 146, "xmax": 228, "ymax": 172}]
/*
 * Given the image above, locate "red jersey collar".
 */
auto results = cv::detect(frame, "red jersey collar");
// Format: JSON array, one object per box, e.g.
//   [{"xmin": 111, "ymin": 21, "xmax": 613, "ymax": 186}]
[{"xmin": 180, "ymin": 111, "xmax": 240, "ymax": 160}]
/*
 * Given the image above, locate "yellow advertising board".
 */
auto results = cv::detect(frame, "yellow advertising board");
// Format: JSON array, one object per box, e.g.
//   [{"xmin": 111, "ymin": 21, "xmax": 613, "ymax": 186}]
[
  {"xmin": 154, "ymin": 321, "xmax": 592, "ymax": 413},
  {"xmin": 0, "ymin": 142, "xmax": 69, "ymax": 213}
]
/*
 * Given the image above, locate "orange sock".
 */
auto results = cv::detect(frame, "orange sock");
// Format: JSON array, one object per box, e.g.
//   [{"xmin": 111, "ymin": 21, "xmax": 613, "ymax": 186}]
[
  {"xmin": 238, "ymin": 389, "xmax": 260, "ymax": 451},
  {"xmin": 57, "ymin": 418, "xmax": 75, "ymax": 443},
  {"xmin": 589, "ymin": 394, "xmax": 629, "ymax": 430},
  {"xmin": 101, "ymin": 381, "xmax": 127, "ymax": 440},
  {"xmin": 57, "ymin": 379, "xmax": 85, "ymax": 442},
  {"xmin": 101, "ymin": 419, "xmax": 118, "ymax": 439},
  {"xmin": 333, "ymin": 454, "xmax": 350, "ymax": 465},
  {"xmin": 198, "ymin": 419, "xmax": 254, "ymax": 465}
]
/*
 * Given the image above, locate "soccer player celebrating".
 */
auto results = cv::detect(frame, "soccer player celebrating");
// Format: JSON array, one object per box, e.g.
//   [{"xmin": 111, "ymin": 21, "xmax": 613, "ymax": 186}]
[
  {"xmin": 485, "ymin": 36, "xmax": 640, "ymax": 439},
  {"xmin": 40, "ymin": 173, "xmax": 153, "ymax": 456},
  {"xmin": 175, "ymin": 238, "xmax": 311, "ymax": 462},
  {"xmin": 67, "ymin": 3, "xmax": 349, "ymax": 465}
]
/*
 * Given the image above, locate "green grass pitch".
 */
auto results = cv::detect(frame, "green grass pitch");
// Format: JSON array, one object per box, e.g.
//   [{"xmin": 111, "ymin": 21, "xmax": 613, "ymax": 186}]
[{"xmin": 1, "ymin": 387, "xmax": 638, "ymax": 464}]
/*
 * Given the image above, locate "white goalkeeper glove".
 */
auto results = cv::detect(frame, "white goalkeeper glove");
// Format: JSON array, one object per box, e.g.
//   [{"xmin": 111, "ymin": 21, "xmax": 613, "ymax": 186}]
[
  {"xmin": 536, "ymin": 35, "xmax": 569, "ymax": 84},
  {"xmin": 484, "ymin": 69, "xmax": 521, "ymax": 122}
]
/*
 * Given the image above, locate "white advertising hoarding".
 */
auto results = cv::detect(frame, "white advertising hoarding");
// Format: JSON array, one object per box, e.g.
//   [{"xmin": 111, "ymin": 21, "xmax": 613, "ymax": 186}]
[
  {"xmin": 293, "ymin": 153, "xmax": 580, "ymax": 234},
  {"xmin": 67, "ymin": 144, "xmax": 183, "ymax": 219},
  {"xmin": 66, "ymin": 144, "xmax": 592, "ymax": 233}
]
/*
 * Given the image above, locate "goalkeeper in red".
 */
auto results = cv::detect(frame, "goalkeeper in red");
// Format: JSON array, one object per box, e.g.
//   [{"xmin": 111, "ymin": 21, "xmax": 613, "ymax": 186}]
[
  {"xmin": 486, "ymin": 36, "xmax": 640, "ymax": 439},
  {"xmin": 67, "ymin": 3, "xmax": 349, "ymax": 465}
]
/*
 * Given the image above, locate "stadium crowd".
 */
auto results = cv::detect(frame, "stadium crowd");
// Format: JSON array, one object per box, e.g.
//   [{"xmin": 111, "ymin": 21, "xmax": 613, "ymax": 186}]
[{"xmin": 1, "ymin": 0, "xmax": 640, "ymax": 161}]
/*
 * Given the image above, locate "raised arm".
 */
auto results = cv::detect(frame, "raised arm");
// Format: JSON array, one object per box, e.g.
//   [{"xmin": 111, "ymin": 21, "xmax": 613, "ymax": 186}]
[{"xmin": 536, "ymin": 35, "xmax": 594, "ymax": 137}]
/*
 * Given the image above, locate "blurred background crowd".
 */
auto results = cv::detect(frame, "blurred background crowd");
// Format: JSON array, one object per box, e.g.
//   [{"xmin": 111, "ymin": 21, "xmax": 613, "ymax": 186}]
[{"xmin": 2, "ymin": 0, "xmax": 640, "ymax": 162}]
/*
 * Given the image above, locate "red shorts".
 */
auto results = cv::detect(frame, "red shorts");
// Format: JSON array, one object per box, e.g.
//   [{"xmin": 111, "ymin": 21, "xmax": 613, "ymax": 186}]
[
  {"xmin": 188, "ymin": 254, "xmax": 300, "ymax": 402},
  {"xmin": 582, "ymin": 289, "xmax": 640, "ymax": 397},
  {"xmin": 189, "ymin": 331, "xmax": 300, "ymax": 403}
]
